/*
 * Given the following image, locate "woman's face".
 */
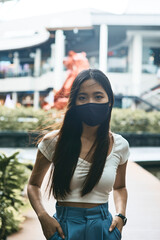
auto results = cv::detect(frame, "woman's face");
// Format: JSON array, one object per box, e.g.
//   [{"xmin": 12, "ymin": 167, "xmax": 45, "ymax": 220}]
[{"xmin": 75, "ymin": 79, "xmax": 109, "ymax": 106}]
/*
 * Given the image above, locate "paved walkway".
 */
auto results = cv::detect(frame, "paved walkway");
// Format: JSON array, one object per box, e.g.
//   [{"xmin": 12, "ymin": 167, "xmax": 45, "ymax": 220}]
[{"xmin": 7, "ymin": 159, "xmax": 160, "ymax": 240}]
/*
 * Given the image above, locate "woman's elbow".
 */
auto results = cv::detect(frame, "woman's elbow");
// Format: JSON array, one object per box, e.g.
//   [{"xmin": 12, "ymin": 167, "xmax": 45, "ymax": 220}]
[
  {"xmin": 27, "ymin": 183, "xmax": 33, "ymax": 196},
  {"xmin": 27, "ymin": 182, "xmax": 39, "ymax": 197}
]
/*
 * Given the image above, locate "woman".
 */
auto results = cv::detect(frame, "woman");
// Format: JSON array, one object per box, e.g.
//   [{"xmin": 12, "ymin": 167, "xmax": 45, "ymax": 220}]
[{"xmin": 27, "ymin": 69, "xmax": 130, "ymax": 240}]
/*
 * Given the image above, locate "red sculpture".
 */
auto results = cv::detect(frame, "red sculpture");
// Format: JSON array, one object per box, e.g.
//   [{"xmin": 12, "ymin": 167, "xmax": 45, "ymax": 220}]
[{"xmin": 54, "ymin": 51, "xmax": 90, "ymax": 110}]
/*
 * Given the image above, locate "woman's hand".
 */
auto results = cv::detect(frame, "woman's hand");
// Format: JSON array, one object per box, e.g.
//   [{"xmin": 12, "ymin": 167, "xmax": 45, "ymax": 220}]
[
  {"xmin": 38, "ymin": 212, "xmax": 65, "ymax": 239},
  {"xmin": 109, "ymin": 215, "xmax": 124, "ymax": 233}
]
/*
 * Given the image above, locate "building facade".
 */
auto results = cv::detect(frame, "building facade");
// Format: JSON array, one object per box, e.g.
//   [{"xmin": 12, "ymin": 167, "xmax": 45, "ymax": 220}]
[{"xmin": 0, "ymin": 9, "xmax": 160, "ymax": 108}]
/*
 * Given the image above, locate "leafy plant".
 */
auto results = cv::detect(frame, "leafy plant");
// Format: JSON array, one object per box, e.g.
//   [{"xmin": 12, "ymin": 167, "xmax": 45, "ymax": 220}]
[
  {"xmin": 111, "ymin": 108, "xmax": 160, "ymax": 134},
  {"xmin": 0, "ymin": 106, "xmax": 64, "ymax": 132},
  {"xmin": 0, "ymin": 106, "xmax": 160, "ymax": 134},
  {"xmin": 0, "ymin": 152, "xmax": 31, "ymax": 240}
]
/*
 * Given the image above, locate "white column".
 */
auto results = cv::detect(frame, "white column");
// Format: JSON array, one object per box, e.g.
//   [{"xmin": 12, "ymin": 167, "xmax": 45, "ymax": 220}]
[
  {"xmin": 54, "ymin": 30, "xmax": 65, "ymax": 91},
  {"xmin": 13, "ymin": 52, "xmax": 20, "ymax": 76},
  {"xmin": 34, "ymin": 48, "xmax": 41, "ymax": 77},
  {"xmin": 99, "ymin": 24, "xmax": 108, "ymax": 73},
  {"xmin": 33, "ymin": 91, "xmax": 40, "ymax": 109},
  {"xmin": 128, "ymin": 40, "xmax": 133, "ymax": 73},
  {"xmin": 131, "ymin": 34, "xmax": 142, "ymax": 96},
  {"xmin": 12, "ymin": 92, "xmax": 18, "ymax": 105},
  {"xmin": 50, "ymin": 43, "xmax": 55, "ymax": 70}
]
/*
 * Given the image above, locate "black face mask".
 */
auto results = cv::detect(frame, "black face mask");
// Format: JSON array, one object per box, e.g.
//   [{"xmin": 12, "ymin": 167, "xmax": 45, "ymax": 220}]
[{"xmin": 75, "ymin": 102, "xmax": 110, "ymax": 126}]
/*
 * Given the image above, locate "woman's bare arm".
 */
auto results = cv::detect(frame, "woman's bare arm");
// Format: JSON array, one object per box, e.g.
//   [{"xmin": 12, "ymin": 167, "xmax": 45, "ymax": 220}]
[
  {"xmin": 27, "ymin": 150, "xmax": 51, "ymax": 217},
  {"xmin": 113, "ymin": 161, "xmax": 128, "ymax": 215},
  {"xmin": 109, "ymin": 161, "xmax": 128, "ymax": 232},
  {"xmin": 27, "ymin": 150, "xmax": 65, "ymax": 239}
]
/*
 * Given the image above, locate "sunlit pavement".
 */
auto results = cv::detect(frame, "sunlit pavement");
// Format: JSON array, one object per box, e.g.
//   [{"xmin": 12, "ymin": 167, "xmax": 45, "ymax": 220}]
[{"xmin": 3, "ymin": 147, "xmax": 160, "ymax": 240}]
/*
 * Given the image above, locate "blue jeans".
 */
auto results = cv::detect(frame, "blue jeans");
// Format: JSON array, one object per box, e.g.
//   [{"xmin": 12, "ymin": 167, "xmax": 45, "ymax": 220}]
[{"xmin": 49, "ymin": 201, "xmax": 122, "ymax": 240}]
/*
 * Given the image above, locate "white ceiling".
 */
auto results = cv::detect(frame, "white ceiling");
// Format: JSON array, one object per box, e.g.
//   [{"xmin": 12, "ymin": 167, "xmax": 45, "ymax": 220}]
[{"xmin": 1, "ymin": 0, "xmax": 160, "ymax": 22}]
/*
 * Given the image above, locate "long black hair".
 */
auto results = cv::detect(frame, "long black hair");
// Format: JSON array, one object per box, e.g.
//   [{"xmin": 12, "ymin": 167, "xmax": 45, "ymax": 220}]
[{"xmin": 48, "ymin": 69, "xmax": 114, "ymax": 200}]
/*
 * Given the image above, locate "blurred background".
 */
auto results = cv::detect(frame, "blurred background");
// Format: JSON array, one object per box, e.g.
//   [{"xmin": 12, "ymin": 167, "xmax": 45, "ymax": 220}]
[
  {"xmin": 0, "ymin": 0, "xmax": 160, "ymax": 110},
  {"xmin": 0, "ymin": 0, "xmax": 160, "ymax": 240}
]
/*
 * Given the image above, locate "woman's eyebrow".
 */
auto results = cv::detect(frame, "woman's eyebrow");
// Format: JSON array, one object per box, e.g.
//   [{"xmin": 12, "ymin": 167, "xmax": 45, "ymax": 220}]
[
  {"xmin": 93, "ymin": 91, "xmax": 104, "ymax": 95},
  {"xmin": 77, "ymin": 92, "xmax": 87, "ymax": 95},
  {"xmin": 78, "ymin": 91, "xmax": 104, "ymax": 95}
]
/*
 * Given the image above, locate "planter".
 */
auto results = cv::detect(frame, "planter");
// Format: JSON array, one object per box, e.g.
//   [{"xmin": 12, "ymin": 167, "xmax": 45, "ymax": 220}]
[
  {"xmin": 0, "ymin": 131, "xmax": 40, "ymax": 148},
  {"xmin": 0, "ymin": 131, "xmax": 160, "ymax": 148},
  {"xmin": 120, "ymin": 132, "xmax": 160, "ymax": 147}
]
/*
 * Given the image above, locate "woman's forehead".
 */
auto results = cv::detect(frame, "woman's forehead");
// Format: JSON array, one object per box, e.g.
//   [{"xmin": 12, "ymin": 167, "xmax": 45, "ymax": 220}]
[{"xmin": 78, "ymin": 79, "xmax": 104, "ymax": 92}]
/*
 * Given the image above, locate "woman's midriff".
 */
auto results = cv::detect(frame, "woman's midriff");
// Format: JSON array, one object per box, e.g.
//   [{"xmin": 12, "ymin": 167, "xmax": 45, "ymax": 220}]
[{"xmin": 57, "ymin": 201, "xmax": 104, "ymax": 208}]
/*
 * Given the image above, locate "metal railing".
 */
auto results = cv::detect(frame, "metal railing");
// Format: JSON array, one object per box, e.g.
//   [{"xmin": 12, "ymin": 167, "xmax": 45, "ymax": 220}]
[{"xmin": 115, "ymin": 94, "xmax": 160, "ymax": 111}]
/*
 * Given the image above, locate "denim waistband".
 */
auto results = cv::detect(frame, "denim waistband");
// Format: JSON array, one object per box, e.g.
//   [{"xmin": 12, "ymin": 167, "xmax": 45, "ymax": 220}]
[{"xmin": 55, "ymin": 202, "xmax": 109, "ymax": 220}]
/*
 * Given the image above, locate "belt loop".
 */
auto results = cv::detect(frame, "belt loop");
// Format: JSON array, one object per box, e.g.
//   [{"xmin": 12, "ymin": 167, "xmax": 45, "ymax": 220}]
[
  {"xmin": 102, "ymin": 204, "xmax": 108, "ymax": 219},
  {"xmin": 106, "ymin": 202, "xmax": 109, "ymax": 217},
  {"xmin": 100, "ymin": 205, "xmax": 105, "ymax": 220},
  {"xmin": 59, "ymin": 206, "xmax": 65, "ymax": 220},
  {"xmin": 63, "ymin": 207, "xmax": 67, "ymax": 220}
]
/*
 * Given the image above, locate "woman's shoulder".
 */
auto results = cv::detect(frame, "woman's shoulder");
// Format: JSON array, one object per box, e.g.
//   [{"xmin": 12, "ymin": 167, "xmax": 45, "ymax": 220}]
[
  {"xmin": 38, "ymin": 129, "xmax": 60, "ymax": 152},
  {"xmin": 43, "ymin": 129, "xmax": 60, "ymax": 140},
  {"xmin": 112, "ymin": 132, "xmax": 129, "ymax": 148},
  {"xmin": 112, "ymin": 132, "xmax": 130, "ymax": 164},
  {"xmin": 38, "ymin": 129, "xmax": 60, "ymax": 162}
]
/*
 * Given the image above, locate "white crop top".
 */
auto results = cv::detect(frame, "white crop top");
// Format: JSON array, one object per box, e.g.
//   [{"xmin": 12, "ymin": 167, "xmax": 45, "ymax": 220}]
[{"xmin": 38, "ymin": 130, "xmax": 130, "ymax": 204}]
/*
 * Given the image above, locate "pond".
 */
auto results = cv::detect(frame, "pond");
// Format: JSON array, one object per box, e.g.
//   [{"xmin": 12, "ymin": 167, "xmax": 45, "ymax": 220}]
[{"xmin": 0, "ymin": 147, "xmax": 160, "ymax": 181}]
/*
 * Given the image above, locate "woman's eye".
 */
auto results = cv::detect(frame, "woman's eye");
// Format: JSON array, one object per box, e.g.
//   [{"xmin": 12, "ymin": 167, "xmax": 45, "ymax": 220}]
[
  {"xmin": 95, "ymin": 95, "xmax": 103, "ymax": 100},
  {"xmin": 78, "ymin": 96, "xmax": 85, "ymax": 100}
]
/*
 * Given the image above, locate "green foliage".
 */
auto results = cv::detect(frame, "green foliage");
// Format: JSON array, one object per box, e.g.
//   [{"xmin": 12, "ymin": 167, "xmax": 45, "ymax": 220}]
[
  {"xmin": 0, "ymin": 152, "xmax": 31, "ymax": 240},
  {"xmin": 0, "ymin": 106, "xmax": 63, "ymax": 132},
  {"xmin": 111, "ymin": 108, "xmax": 160, "ymax": 133},
  {"xmin": 0, "ymin": 106, "xmax": 160, "ymax": 133}
]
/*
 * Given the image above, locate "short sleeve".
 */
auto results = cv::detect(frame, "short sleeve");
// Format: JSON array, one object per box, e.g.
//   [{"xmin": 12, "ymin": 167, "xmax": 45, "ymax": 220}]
[
  {"xmin": 38, "ymin": 130, "xmax": 59, "ymax": 162},
  {"xmin": 119, "ymin": 137, "xmax": 130, "ymax": 165}
]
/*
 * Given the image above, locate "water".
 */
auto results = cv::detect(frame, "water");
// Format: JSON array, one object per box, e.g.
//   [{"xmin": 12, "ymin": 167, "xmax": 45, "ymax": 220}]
[
  {"xmin": 0, "ymin": 147, "xmax": 37, "ymax": 163},
  {"xmin": 0, "ymin": 147, "xmax": 160, "ymax": 181}
]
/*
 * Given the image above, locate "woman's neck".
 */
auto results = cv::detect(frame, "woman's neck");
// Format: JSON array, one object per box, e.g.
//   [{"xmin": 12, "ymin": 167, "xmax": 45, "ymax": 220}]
[{"xmin": 81, "ymin": 122, "xmax": 99, "ymax": 140}]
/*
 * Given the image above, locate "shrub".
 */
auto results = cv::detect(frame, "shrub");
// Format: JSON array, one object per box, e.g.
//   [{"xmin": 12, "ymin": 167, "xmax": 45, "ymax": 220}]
[
  {"xmin": 111, "ymin": 108, "xmax": 160, "ymax": 133},
  {"xmin": 0, "ymin": 106, "xmax": 160, "ymax": 134},
  {"xmin": 0, "ymin": 106, "xmax": 64, "ymax": 132},
  {"xmin": 0, "ymin": 152, "xmax": 31, "ymax": 240}
]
